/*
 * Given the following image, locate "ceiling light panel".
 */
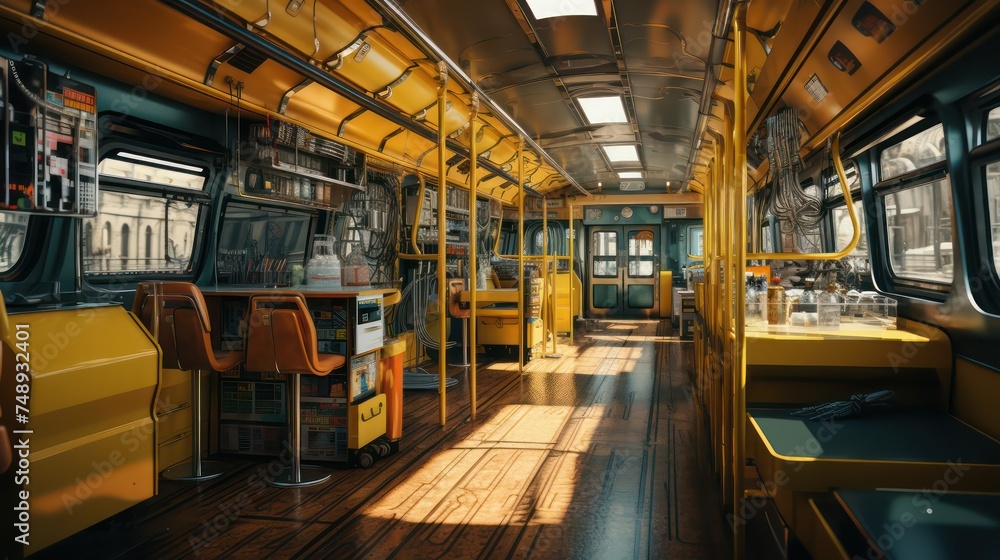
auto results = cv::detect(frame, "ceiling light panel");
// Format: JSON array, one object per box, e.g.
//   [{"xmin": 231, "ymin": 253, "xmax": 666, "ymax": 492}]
[
  {"xmin": 602, "ymin": 145, "xmax": 640, "ymax": 162},
  {"xmin": 617, "ymin": 171, "xmax": 643, "ymax": 179},
  {"xmin": 525, "ymin": 0, "xmax": 597, "ymax": 20},
  {"xmin": 578, "ymin": 96, "xmax": 628, "ymax": 124}
]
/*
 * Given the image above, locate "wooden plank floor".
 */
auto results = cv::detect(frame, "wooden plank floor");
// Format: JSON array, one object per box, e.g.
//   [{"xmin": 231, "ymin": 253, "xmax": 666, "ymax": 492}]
[{"xmin": 34, "ymin": 320, "xmax": 728, "ymax": 559}]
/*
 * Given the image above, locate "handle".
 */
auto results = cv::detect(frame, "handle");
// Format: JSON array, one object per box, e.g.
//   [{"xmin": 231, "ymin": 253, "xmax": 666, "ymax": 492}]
[{"xmin": 361, "ymin": 401, "xmax": 384, "ymax": 422}]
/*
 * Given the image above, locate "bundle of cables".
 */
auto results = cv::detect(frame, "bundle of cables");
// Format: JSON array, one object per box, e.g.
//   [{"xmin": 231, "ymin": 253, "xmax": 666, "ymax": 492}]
[
  {"xmin": 792, "ymin": 389, "xmax": 895, "ymax": 421},
  {"xmin": 344, "ymin": 170, "xmax": 400, "ymax": 286},
  {"xmin": 392, "ymin": 261, "xmax": 456, "ymax": 351},
  {"xmin": 764, "ymin": 107, "xmax": 823, "ymax": 236}
]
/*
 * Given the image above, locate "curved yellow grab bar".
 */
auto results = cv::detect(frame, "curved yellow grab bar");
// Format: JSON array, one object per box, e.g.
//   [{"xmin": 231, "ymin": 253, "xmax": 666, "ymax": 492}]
[{"xmin": 746, "ymin": 130, "xmax": 860, "ymax": 260}]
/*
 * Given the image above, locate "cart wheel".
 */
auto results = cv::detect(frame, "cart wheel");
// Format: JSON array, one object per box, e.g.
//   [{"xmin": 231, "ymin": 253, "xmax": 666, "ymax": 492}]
[
  {"xmin": 375, "ymin": 440, "xmax": 392, "ymax": 457},
  {"xmin": 356, "ymin": 450, "xmax": 375, "ymax": 469}
]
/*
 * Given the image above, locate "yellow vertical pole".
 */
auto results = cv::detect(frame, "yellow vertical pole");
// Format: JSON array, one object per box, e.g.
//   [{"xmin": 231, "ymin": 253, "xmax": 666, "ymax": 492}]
[
  {"xmin": 552, "ymin": 230, "xmax": 559, "ymax": 354},
  {"xmin": 733, "ymin": 4, "xmax": 748, "ymax": 559},
  {"xmin": 436, "ymin": 62, "xmax": 448, "ymax": 427},
  {"xmin": 517, "ymin": 139, "xmax": 525, "ymax": 372},
  {"xmin": 542, "ymin": 195, "xmax": 551, "ymax": 355},
  {"xmin": 469, "ymin": 93, "xmax": 479, "ymax": 420},
  {"xmin": 569, "ymin": 204, "xmax": 574, "ymax": 343}
]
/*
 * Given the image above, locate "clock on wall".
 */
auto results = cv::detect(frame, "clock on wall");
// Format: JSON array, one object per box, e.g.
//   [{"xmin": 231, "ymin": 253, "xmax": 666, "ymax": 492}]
[
  {"xmin": 621, "ymin": 207, "xmax": 633, "ymax": 219},
  {"xmin": 587, "ymin": 208, "xmax": 603, "ymax": 220}
]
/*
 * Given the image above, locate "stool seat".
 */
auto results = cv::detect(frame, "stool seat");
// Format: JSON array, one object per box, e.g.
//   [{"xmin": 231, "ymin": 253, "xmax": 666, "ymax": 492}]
[
  {"xmin": 134, "ymin": 281, "xmax": 243, "ymax": 481},
  {"xmin": 246, "ymin": 292, "xmax": 345, "ymax": 488}
]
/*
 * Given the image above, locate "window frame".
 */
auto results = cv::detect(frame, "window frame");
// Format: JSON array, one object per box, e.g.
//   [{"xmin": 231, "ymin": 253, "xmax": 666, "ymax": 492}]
[
  {"xmin": 82, "ymin": 144, "xmax": 213, "ymax": 281},
  {"xmin": 869, "ymin": 116, "xmax": 954, "ymax": 298}
]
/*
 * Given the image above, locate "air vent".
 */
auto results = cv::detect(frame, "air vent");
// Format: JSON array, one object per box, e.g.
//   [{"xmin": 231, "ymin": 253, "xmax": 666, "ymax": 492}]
[{"xmin": 228, "ymin": 48, "xmax": 268, "ymax": 74}]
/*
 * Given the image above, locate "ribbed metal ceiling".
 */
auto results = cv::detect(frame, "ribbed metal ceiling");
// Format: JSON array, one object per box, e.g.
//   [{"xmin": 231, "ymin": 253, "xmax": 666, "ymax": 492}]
[{"xmin": 396, "ymin": 0, "xmax": 719, "ymax": 194}]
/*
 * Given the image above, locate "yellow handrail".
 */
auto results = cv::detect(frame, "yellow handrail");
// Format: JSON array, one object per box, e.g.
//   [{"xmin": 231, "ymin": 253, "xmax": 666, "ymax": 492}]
[
  {"xmin": 745, "ymin": 131, "xmax": 859, "ymax": 260},
  {"xmin": 410, "ymin": 174, "xmax": 427, "ymax": 255}
]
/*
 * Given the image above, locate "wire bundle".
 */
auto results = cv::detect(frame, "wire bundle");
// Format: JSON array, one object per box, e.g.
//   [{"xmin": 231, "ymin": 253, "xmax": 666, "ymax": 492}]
[
  {"xmin": 393, "ymin": 261, "xmax": 456, "ymax": 350},
  {"xmin": 766, "ymin": 108, "xmax": 823, "ymax": 235},
  {"xmin": 345, "ymin": 170, "xmax": 400, "ymax": 285}
]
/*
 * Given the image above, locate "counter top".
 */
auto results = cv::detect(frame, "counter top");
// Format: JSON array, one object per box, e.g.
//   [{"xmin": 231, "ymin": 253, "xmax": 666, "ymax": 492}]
[{"xmin": 201, "ymin": 285, "xmax": 398, "ymax": 298}]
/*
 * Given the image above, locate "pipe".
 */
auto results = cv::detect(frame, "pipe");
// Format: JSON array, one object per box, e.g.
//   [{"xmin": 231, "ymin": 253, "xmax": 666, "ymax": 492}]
[
  {"xmin": 411, "ymin": 174, "xmax": 426, "ymax": 254},
  {"xmin": 732, "ymin": 7, "xmax": 748, "ymax": 560},
  {"xmin": 369, "ymin": 0, "xmax": 590, "ymax": 198},
  {"xmin": 437, "ymin": 63, "xmax": 448, "ymax": 428},
  {"xmin": 469, "ymin": 93, "xmax": 479, "ymax": 420},
  {"xmin": 518, "ymin": 139, "xmax": 525, "ymax": 372},
  {"xmin": 165, "ymin": 0, "xmax": 522, "ymax": 187},
  {"xmin": 682, "ymin": 0, "xmax": 738, "ymax": 192}
]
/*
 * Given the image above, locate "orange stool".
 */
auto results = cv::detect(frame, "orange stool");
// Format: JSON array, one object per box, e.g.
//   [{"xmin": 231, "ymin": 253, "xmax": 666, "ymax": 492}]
[
  {"xmin": 245, "ymin": 292, "xmax": 345, "ymax": 487},
  {"xmin": 134, "ymin": 282, "xmax": 243, "ymax": 481}
]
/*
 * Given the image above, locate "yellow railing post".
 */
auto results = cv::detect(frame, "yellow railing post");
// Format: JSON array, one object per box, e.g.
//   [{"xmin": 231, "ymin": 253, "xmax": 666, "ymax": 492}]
[
  {"xmin": 569, "ymin": 205, "xmax": 574, "ymax": 343},
  {"xmin": 733, "ymin": 4, "xmax": 748, "ymax": 558},
  {"xmin": 469, "ymin": 93, "xmax": 479, "ymax": 420},
  {"xmin": 436, "ymin": 62, "xmax": 448, "ymax": 428},
  {"xmin": 517, "ymin": 139, "xmax": 525, "ymax": 372}
]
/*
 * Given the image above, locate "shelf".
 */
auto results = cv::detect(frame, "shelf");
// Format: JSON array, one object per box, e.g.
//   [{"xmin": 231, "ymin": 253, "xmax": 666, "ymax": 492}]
[{"xmin": 253, "ymin": 159, "xmax": 363, "ymax": 191}]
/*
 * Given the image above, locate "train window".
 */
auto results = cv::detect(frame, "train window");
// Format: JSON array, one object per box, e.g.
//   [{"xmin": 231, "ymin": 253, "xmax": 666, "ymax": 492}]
[
  {"xmin": 217, "ymin": 203, "xmax": 313, "ymax": 284},
  {"xmin": 98, "ymin": 152, "xmax": 208, "ymax": 190},
  {"xmin": 688, "ymin": 226, "xmax": 703, "ymax": 257},
  {"xmin": 82, "ymin": 192, "xmax": 201, "ymax": 274},
  {"xmin": 985, "ymin": 160, "xmax": 1000, "ymax": 271},
  {"xmin": 987, "ymin": 107, "xmax": 1000, "ymax": 143},
  {"xmin": 0, "ymin": 212, "xmax": 30, "ymax": 274},
  {"xmin": 882, "ymin": 177, "xmax": 953, "ymax": 284},
  {"xmin": 832, "ymin": 201, "xmax": 868, "ymax": 256},
  {"xmin": 879, "ymin": 123, "xmax": 946, "ymax": 180},
  {"xmin": 824, "ymin": 160, "xmax": 859, "ymax": 199}
]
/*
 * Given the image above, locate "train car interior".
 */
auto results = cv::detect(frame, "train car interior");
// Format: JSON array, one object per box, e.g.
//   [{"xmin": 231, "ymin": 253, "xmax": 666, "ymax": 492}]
[{"xmin": 1, "ymin": 0, "xmax": 999, "ymax": 558}]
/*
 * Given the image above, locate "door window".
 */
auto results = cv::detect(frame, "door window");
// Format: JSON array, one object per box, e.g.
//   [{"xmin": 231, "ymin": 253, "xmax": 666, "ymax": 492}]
[
  {"xmin": 592, "ymin": 230, "xmax": 618, "ymax": 277},
  {"xmin": 627, "ymin": 230, "xmax": 655, "ymax": 277}
]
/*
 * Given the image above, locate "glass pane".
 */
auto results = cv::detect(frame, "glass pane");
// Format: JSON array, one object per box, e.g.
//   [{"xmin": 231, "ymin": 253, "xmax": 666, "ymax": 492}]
[
  {"xmin": 217, "ymin": 204, "xmax": 312, "ymax": 284},
  {"xmin": 0, "ymin": 212, "xmax": 30, "ymax": 273},
  {"xmin": 592, "ymin": 230, "xmax": 618, "ymax": 278},
  {"xmin": 628, "ymin": 230, "xmax": 654, "ymax": 278},
  {"xmin": 592, "ymin": 230, "xmax": 617, "ymax": 256},
  {"xmin": 99, "ymin": 155, "xmax": 207, "ymax": 190},
  {"xmin": 986, "ymin": 161, "xmax": 1000, "ymax": 271},
  {"xmin": 592, "ymin": 284, "xmax": 618, "ymax": 309},
  {"xmin": 987, "ymin": 107, "xmax": 1000, "ymax": 143},
  {"xmin": 880, "ymin": 123, "xmax": 945, "ymax": 180},
  {"xmin": 593, "ymin": 258, "xmax": 618, "ymax": 278},
  {"xmin": 627, "ymin": 285, "xmax": 654, "ymax": 309},
  {"xmin": 688, "ymin": 226, "xmax": 703, "ymax": 256},
  {"xmin": 883, "ymin": 177, "xmax": 953, "ymax": 283},
  {"xmin": 83, "ymin": 192, "xmax": 201, "ymax": 274},
  {"xmin": 824, "ymin": 159, "xmax": 859, "ymax": 199},
  {"xmin": 832, "ymin": 201, "xmax": 868, "ymax": 256}
]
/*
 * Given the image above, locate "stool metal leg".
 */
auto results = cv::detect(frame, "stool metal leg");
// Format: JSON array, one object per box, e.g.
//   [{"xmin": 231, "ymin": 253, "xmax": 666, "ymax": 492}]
[
  {"xmin": 162, "ymin": 370, "xmax": 227, "ymax": 481},
  {"xmin": 266, "ymin": 374, "xmax": 330, "ymax": 488}
]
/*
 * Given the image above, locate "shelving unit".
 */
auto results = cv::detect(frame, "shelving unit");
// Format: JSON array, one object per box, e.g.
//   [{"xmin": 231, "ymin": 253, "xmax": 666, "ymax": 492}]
[{"xmin": 235, "ymin": 119, "xmax": 364, "ymax": 208}]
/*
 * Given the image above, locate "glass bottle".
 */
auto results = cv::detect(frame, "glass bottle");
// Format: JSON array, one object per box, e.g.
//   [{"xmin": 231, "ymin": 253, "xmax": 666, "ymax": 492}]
[
  {"xmin": 342, "ymin": 241, "xmax": 371, "ymax": 286},
  {"xmin": 818, "ymin": 283, "xmax": 842, "ymax": 327},
  {"xmin": 799, "ymin": 277, "xmax": 818, "ymax": 313},
  {"xmin": 767, "ymin": 275, "xmax": 785, "ymax": 325},
  {"xmin": 744, "ymin": 272, "xmax": 759, "ymax": 325}
]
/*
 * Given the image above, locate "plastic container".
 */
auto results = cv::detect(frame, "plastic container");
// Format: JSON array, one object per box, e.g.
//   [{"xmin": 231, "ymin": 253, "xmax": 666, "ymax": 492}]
[
  {"xmin": 342, "ymin": 241, "xmax": 371, "ymax": 286},
  {"xmin": 306, "ymin": 235, "xmax": 341, "ymax": 287}
]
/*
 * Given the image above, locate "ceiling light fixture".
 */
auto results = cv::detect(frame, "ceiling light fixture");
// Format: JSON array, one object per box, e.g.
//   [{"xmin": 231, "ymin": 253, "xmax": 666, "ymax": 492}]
[
  {"xmin": 602, "ymin": 145, "xmax": 640, "ymax": 162},
  {"xmin": 578, "ymin": 96, "xmax": 628, "ymax": 124},
  {"xmin": 525, "ymin": 0, "xmax": 597, "ymax": 20},
  {"xmin": 617, "ymin": 171, "xmax": 643, "ymax": 179}
]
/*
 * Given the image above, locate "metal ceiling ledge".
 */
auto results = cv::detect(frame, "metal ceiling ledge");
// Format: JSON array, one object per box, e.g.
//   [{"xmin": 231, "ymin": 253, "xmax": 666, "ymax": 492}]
[
  {"xmin": 369, "ymin": 0, "xmax": 591, "ymax": 198},
  {"xmin": 164, "ymin": 0, "xmax": 531, "ymax": 190}
]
